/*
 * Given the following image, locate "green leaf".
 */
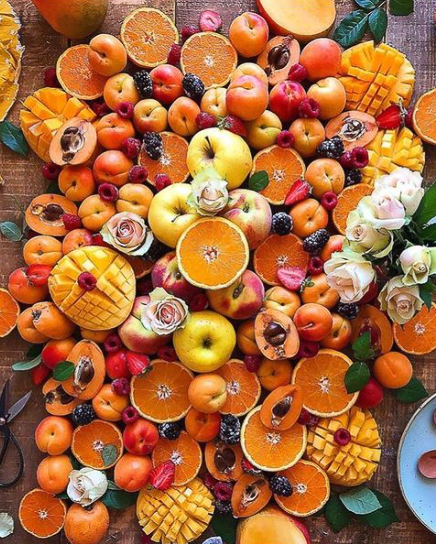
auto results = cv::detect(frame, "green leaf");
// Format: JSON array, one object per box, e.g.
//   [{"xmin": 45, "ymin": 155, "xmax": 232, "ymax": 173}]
[
  {"xmin": 340, "ymin": 487, "xmax": 382, "ymax": 515},
  {"xmin": 102, "ymin": 444, "xmax": 118, "ymax": 467},
  {"xmin": 69, "ymin": 454, "xmax": 82, "ymax": 470},
  {"xmin": 325, "ymin": 495, "xmax": 351, "ymax": 533},
  {"xmin": 413, "ymin": 183, "xmax": 436, "ymax": 226},
  {"xmin": 333, "ymin": 10, "xmax": 369, "ymax": 48},
  {"xmin": 249, "ymin": 171, "xmax": 269, "ymax": 192},
  {"xmin": 26, "ymin": 344, "xmax": 44, "ymax": 358},
  {"xmin": 369, "ymin": 9, "xmax": 388, "ymax": 41},
  {"xmin": 420, "ymin": 223, "xmax": 436, "ymax": 242},
  {"xmin": 0, "ymin": 221, "xmax": 22, "ymax": 242},
  {"xmin": 355, "ymin": 0, "xmax": 380, "ymax": 8},
  {"xmin": 345, "ymin": 362, "xmax": 371, "ymax": 393},
  {"xmin": 101, "ymin": 489, "xmax": 138, "ymax": 509},
  {"xmin": 419, "ymin": 282, "xmax": 435, "ymax": 309},
  {"xmin": 0, "ymin": 121, "xmax": 28, "ymax": 156},
  {"xmin": 362, "ymin": 490, "xmax": 399, "ymax": 528},
  {"xmin": 393, "ymin": 377, "xmax": 428, "ymax": 404},
  {"xmin": 390, "ymin": 0, "xmax": 414, "ymax": 15},
  {"xmin": 12, "ymin": 355, "xmax": 42, "ymax": 371},
  {"xmin": 53, "ymin": 361, "xmax": 75, "ymax": 381},
  {"xmin": 107, "ymin": 480, "xmax": 121, "ymax": 491},
  {"xmin": 211, "ymin": 514, "xmax": 238, "ymax": 544},
  {"xmin": 45, "ymin": 179, "xmax": 63, "ymax": 195},
  {"xmin": 56, "ymin": 492, "xmax": 69, "ymax": 500},
  {"xmin": 352, "ymin": 331, "xmax": 375, "ymax": 361}
]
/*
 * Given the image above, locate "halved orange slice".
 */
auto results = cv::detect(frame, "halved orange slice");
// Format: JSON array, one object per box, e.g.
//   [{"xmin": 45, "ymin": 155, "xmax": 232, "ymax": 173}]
[
  {"xmin": 71, "ymin": 419, "xmax": 123, "ymax": 469},
  {"xmin": 19, "ymin": 488, "xmax": 66, "ymax": 538},
  {"xmin": 0, "ymin": 288, "xmax": 19, "ymax": 337},
  {"xmin": 138, "ymin": 132, "xmax": 189, "ymax": 184},
  {"xmin": 332, "ymin": 184, "xmax": 373, "ymax": 235},
  {"xmin": 152, "ymin": 431, "xmax": 202, "ymax": 485},
  {"xmin": 393, "ymin": 303, "xmax": 436, "ymax": 355},
  {"xmin": 216, "ymin": 359, "xmax": 262, "ymax": 417}
]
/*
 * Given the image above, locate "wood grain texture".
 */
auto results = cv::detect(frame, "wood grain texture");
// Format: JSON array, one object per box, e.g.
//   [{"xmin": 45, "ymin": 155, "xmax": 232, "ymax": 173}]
[{"xmin": 1, "ymin": 0, "xmax": 436, "ymax": 543}]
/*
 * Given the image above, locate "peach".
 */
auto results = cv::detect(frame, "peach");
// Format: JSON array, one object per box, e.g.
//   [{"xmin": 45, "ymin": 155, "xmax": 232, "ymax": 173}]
[
  {"xmin": 264, "ymin": 286, "xmax": 301, "ymax": 318},
  {"xmin": 320, "ymin": 313, "xmax": 352, "ymax": 350},
  {"xmin": 222, "ymin": 189, "xmax": 272, "ymax": 249},
  {"xmin": 289, "ymin": 198, "xmax": 329, "ymax": 238},
  {"xmin": 114, "ymin": 453, "xmax": 153, "ymax": 492},
  {"xmin": 37, "ymin": 454, "xmax": 73, "ymax": 494},
  {"xmin": 300, "ymin": 38, "xmax": 342, "ymax": 82},
  {"xmin": 207, "ymin": 270, "xmax": 265, "ymax": 320},
  {"xmin": 103, "ymin": 73, "xmax": 141, "ymax": 111},
  {"xmin": 133, "ymin": 99, "xmax": 168, "ymax": 134},
  {"xmin": 307, "ymin": 77, "xmax": 346, "ymax": 120},
  {"xmin": 89, "ymin": 34, "xmax": 127, "ymax": 76},
  {"xmin": 237, "ymin": 320, "xmax": 262, "ymax": 356},
  {"xmin": 257, "ymin": 358, "xmax": 293, "ymax": 391},
  {"xmin": 62, "ymin": 228, "xmax": 94, "ymax": 254},
  {"xmin": 23, "ymin": 235, "xmax": 63, "ymax": 267},
  {"xmin": 188, "ymin": 374, "xmax": 228, "ymax": 413},
  {"xmin": 294, "ymin": 303, "xmax": 333, "ymax": 341},
  {"xmin": 41, "ymin": 337, "xmax": 77, "ymax": 369},
  {"xmin": 305, "ymin": 158, "xmax": 345, "ymax": 198},
  {"xmin": 229, "ymin": 12, "xmax": 269, "ymax": 57},
  {"xmin": 123, "ymin": 418, "xmax": 159, "ymax": 456},
  {"xmin": 320, "ymin": 234, "xmax": 344, "ymax": 262},
  {"xmin": 96, "ymin": 113, "xmax": 135, "ymax": 150},
  {"xmin": 92, "ymin": 384, "xmax": 130, "ymax": 422},
  {"xmin": 232, "ymin": 63, "xmax": 269, "ymax": 88},
  {"xmin": 59, "ymin": 165, "xmax": 96, "ymax": 202},
  {"xmin": 269, "ymin": 81, "xmax": 306, "ymax": 123},
  {"xmin": 151, "ymin": 251, "xmax": 202, "ymax": 303},
  {"xmin": 289, "ymin": 118, "xmax": 325, "ymax": 158},
  {"xmin": 300, "ymin": 273, "xmax": 339, "ymax": 309},
  {"xmin": 185, "ymin": 408, "xmax": 220, "ymax": 442},
  {"xmin": 35, "ymin": 416, "xmax": 73, "ymax": 455},
  {"xmin": 246, "ymin": 110, "xmax": 282, "ymax": 150},
  {"xmin": 226, "ymin": 75, "xmax": 269, "ymax": 122},
  {"xmin": 93, "ymin": 150, "xmax": 133, "ymax": 187},
  {"xmin": 168, "ymin": 97, "xmax": 201, "ymax": 137},
  {"xmin": 8, "ymin": 267, "xmax": 48, "ymax": 304},
  {"xmin": 116, "ymin": 183, "xmax": 153, "ymax": 219},
  {"xmin": 201, "ymin": 88, "xmax": 228, "ymax": 120},
  {"xmin": 150, "ymin": 64, "xmax": 184, "ymax": 105},
  {"xmin": 78, "ymin": 195, "xmax": 117, "ymax": 232}
]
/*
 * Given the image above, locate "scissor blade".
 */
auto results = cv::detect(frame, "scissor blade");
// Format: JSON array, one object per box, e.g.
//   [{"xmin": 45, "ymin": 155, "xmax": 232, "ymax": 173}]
[
  {"xmin": 0, "ymin": 379, "xmax": 9, "ymax": 418},
  {"xmin": 7, "ymin": 391, "xmax": 32, "ymax": 423}
]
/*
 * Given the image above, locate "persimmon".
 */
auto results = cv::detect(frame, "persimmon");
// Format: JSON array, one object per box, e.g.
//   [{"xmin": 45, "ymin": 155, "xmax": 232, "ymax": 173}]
[{"xmin": 17, "ymin": 308, "xmax": 50, "ymax": 344}]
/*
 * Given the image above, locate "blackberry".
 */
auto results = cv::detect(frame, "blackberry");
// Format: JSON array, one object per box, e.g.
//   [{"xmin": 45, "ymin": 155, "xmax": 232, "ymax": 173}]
[
  {"xmin": 271, "ymin": 212, "xmax": 293, "ymax": 236},
  {"xmin": 317, "ymin": 136, "xmax": 345, "ymax": 159},
  {"xmin": 143, "ymin": 132, "xmax": 163, "ymax": 160},
  {"xmin": 158, "ymin": 422, "xmax": 182, "ymax": 441},
  {"xmin": 337, "ymin": 302, "xmax": 360, "ymax": 320},
  {"xmin": 215, "ymin": 499, "xmax": 233, "ymax": 515},
  {"xmin": 219, "ymin": 414, "xmax": 241, "ymax": 445},
  {"xmin": 303, "ymin": 229, "xmax": 330, "ymax": 254},
  {"xmin": 133, "ymin": 70, "xmax": 153, "ymax": 98},
  {"xmin": 143, "ymin": 238, "xmax": 167, "ymax": 262},
  {"xmin": 183, "ymin": 73, "xmax": 205, "ymax": 100},
  {"xmin": 345, "ymin": 168, "xmax": 363, "ymax": 187},
  {"xmin": 269, "ymin": 475, "xmax": 293, "ymax": 497},
  {"xmin": 71, "ymin": 404, "xmax": 96, "ymax": 426}
]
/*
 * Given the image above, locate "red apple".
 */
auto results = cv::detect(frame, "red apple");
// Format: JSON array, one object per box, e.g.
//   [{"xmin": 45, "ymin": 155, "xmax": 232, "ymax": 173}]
[
  {"xmin": 123, "ymin": 418, "xmax": 159, "ymax": 455},
  {"xmin": 151, "ymin": 251, "xmax": 202, "ymax": 302},
  {"xmin": 150, "ymin": 64, "xmax": 184, "ymax": 106},
  {"xmin": 269, "ymin": 81, "xmax": 307, "ymax": 123}
]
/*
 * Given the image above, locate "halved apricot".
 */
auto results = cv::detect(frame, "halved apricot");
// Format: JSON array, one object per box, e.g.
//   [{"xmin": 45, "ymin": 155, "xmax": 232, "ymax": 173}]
[
  {"xmin": 205, "ymin": 439, "xmax": 244, "ymax": 482},
  {"xmin": 255, "ymin": 308, "xmax": 300, "ymax": 361},
  {"xmin": 257, "ymin": 36, "xmax": 300, "ymax": 86},
  {"xmin": 325, "ymin": 111, "xmax": 378, "ymax": 151},
  {"xmin": 49, "ymin": 118, "xmax": 97, "ymax": 166},
  {"xmin": 25, "ymin": 194, "xmax": 78, "ymax": 237},
  {"xmin": 43, "ymin": 378, "xmax": 81, "ymax": 416},
  {"xmin": 260, "ymin": 385, "xmax": 303, "ymax": 431},
  {"xmin": 231, "ymin": 473, "xmax": 272, "ymax": 518},
  {"xmin": 63, "ymin": 340, "xmax": 106, "ymax": 400},
  {"xmin": 350, "ymin": 305, "xmax": 393, "ymax": 355}
]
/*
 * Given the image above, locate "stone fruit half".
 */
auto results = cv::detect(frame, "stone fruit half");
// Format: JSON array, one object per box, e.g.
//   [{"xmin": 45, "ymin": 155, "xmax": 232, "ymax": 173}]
[
  {"xmin": 49, "ymin": 117, "xmax": 97, "ymax": 166},
  {"xmin": 325, "ymin": 110, "xmax": 378, "ymax": 151},
  {"xmin": 205, "ymin": 439, "xmax": 244, "ymax": 482},
  {"xmin": 25, "ymin": 194, "xmax": 78, "ymax": 237},
  {"xmin": 255, "ymin": 308, "xmax": 300, "ymax": 360},
  {"xmin": 62, "ymin": 340, "xmax": 106, "ymax": 400},
  {"xmin": 260, "ymin": 384, "xmax": 304, "ymax": 431},
  {"xmin": 257, "ymin": 36, "xmax": 300, "ymax": 86},
  {"xmin": 42, "ymin": 378, "xmax": 81, "ymax": 416},
  {"xmin": 231, "ymin": 473, "xmax": 272, "ymax": 518}
]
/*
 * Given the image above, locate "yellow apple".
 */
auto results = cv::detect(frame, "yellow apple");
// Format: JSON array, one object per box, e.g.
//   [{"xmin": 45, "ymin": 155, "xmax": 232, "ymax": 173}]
[
  {"xmin": 148, "ymin": 184, "xmax": 200, "ymax": 248},
  {"xmin": 246, "ymin": 110, "xmax": 282, "ymax": 150},
  {"xmin": 187, "ymin": 128, "xmax": 253, "ymax": 190},
  {"xmin": 173, "ymin": 311, "xmax": 236, "ymax": 372}
]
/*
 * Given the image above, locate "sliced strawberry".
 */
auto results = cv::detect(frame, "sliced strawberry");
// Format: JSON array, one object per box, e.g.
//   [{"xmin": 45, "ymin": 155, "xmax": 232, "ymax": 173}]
[
  {"xmin": 218, "ymin": 115, "xmax": 247, "ymax": 137},
  {"xmin": 284, "ymin": 179, "xmax": 311, "ymax": 207},
  {"xmin": 277, "ymin": 266, "xmax": 306, "ymax": 291},
  {"xmin": 148, "ymin": 461, "xmax": 175, "ymax": 491},
  {"xmin": 376, "ymin": 104, "xmax": 404, "ymax": 130}
]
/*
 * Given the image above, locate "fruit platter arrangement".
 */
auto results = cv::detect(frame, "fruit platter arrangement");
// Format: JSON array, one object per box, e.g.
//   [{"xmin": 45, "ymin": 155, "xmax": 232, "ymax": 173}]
[{"xmin": 2, "ymin": 0, "xmax": 436, "ymax": 543}]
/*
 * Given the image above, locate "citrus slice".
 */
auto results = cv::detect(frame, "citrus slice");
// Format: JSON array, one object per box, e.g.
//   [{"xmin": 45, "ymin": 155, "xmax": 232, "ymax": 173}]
[
  {"xmin": 176, "ymin": 217, "xmax": 249, "ymax": 290},
  {"xmin": 19, "ymin": 488, "xmax": 66, "ymax": 538},
  {"xmin": 251, "ymin": 146, "xmax": 306, "ymax": 205},
  {"xmin": 292, "ymin": 349, "xmax": 358, "ymax": 417},
  {"xmin": 274, "ymin": 460, "xmax": 330, "ymax": 517},
  {"xmin": 254, "ymin": 233, "xmax": 309, "ymax": 286},
  {"xmin": 121, "ymin": 8, "xmax": 178, "ymax": 68},
  {"xmin": 151, "ymin": 431, "xmax": 202, "ymax": 485},
  {"xmin": 56, "ymin": 44, "xmax": 108, "ymax": 100},
  {"xmin": 0, "ymin": 288, "xmax": 19, "ymax": 337},
  {"xmin": 413, "ymin": 88, "xmax": 436, "ymax": 145},
  {"xmin": 332, "ymin": 184, "xmax": 373, "ymax": 235},
  {"xmin": 138, "ymin": 132, "xmax": 189, "ymax": 184},
  {"xmin": 130, "ymin": 360, "xmax": 193, "ymax": 423},
  {"xmin": 181, "ymin": 32, "xmax": 238, "ymax": 89},
  {"xmin": 393, "ymin": 303, "xmax": 436, "ymax": 355},
  {"xmin": 71, "ymin": 419, "xmax": 123, "ymax": 469},
  {"xmin": 241, "ymin": 406, "xmax": 307, "ymax": 472},
  {"xmin": 216, "ymin": 359, "xmax": 262, "ymax": 417}
]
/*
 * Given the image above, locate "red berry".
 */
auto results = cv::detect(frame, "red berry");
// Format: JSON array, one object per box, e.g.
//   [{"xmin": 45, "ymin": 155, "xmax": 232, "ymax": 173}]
[
  {"xmin": 334, "ymin": 428, "xmax": 352, "ymax": 446},
  {"xmin": 42, "ymin": 162, "xmax": 61, "ymax": 181},
  {"xmin": 27, "ymin": 264, "xmax": 52, "ymax": 287},
  {"xmin": 112, "ymin": 377, "xmax": 131, "ymax": 396},
  {"xmin": 196, "ymin": 112, "xmax": 217, "ymax": 130},
  {"xmin": 339, "ymin": 151, "xmax": 354, "ymax": 169},
  {"xmin": 104, "ymin": 332, "xmax": 123, "ymax": 354},
  {"xmin": 189, "ymin": 293, "xmax": 208, "ymax": 311},
  {"xmin": 288, "ymin": 63, "xmax": 308, "ymax": 82},
  {"xmin": 78, "ymin": 272, "xmax": 97, "ymax": 291},
  {"xmin": 149, "ymin": 461, "xmax": 176, "ymax": 490},
  {"xmin": 277, "ymin": 266, "xmax": 306, "ymax": 291},
  {"xmin": 92, "ymin": 233, "xmax": 106, "ymax": 247},
  {"xmin": 98, "ymin": 183, "xmax": 119, "ymax": 202},
  {"xmin": 91, "ymin": 100, "xmax": 110, "ymax": 117},
  {"xmin": 213, "ymin": 481, "xmax": 233, "ymax": 501},
  {"xmin": 167, "ymin": 43, "xmax": 182, "ymax": 65},
  {"xmin": 137, "ymin": 278, "xmax": 154, "ymax": 296},
  {"xmin": 297, "ymin": 408, "xmax": 319, "ymax": 427},
  {"xmin": 296, "ymin": 340, "xmax": 319, "ymax": 359},
  {"xmin": 126, "ymin": 351, "xmax": 150, "ymax": 376},
  {"xmin": 350, "ymin": 147, "xmax": 369, "ymax": 169},
  {"xmin": 219, "ymin": 115, "xmax": 247, "ymax": 137},
  {"xmin": 308, "ymin": 256, "xmax": 324, "ymax": 276},
  {"xmin": 356, "ymin": 377, "xmax": 384, "ymax": 409},
  {"xmin": 157, "ymin": 346, "xmax": 177, "ymax": 362},
  {"xmin": 129, "ymin": 165, "xmax": 148, "ymax": 183},
  {"xmin": 244, "ymin": 355, "xmax": 262, "ymax": 373},
  {"xmin": 320, "ymin": 191, "xmax": 338, "ymax": 211},
  {"xmin": 285, "ymin": 179, "xmax": 312, "ymax": 206},
  {"xmin": 155, "ymin": 173, "xmax": 172, "ymax": 191},
  {"xmin": 116, "ymin": 101, "xmax": 134, "ymax": 119},
  {"xmin": 298, "ymin": 97, "xmax": 320, "ymax": 119},
  {"xmin": 204, "ymin": 473, "xmax": 218, "ymax": 490},
  {"xmin": 106, "ymin": 349, "xmax": 130, "ymax": 379},
  {"xmin": 122, "ymin": 406, "xmax": 139, "ymax": 425},
  {"xmin": 277, "ymin": 130, "xmax": 295, "ymax": 149},
  {"xmin": 199, "ymin": 10, "xmax": 222, "ymax": 32},
  {"xmin": 62, "ymin": 214, "xmax": 82, "ymax": 231},
  {"xmin": 376, "ymin": 104, "xmax": 403, "ymax": 130},
  {"xmin": 181, "ymin": 25, "xmax": 199, "ymax": 43},
  {"xmin": 241, "ymin": 457, "xmax": 262, "ymax": 475},
  {"xmin": 121, "ymin": 137, "xmax": 141, "ymax": 159},
  {"xmin": 405, "ymin": 106, "xmax": 414, "ymax": 130},
  {"xmin": 32, "ymin": 364, "xmax": 50, "ymax": 386},
  {"xmin": 43, "ymin": 67, "xmax": 60, "ymax": 87}
]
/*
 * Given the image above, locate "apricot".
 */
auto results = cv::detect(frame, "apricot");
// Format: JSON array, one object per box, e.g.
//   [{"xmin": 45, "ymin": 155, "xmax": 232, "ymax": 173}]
[
  {"xmin": 96, "ymin": 113, "xmax": 135, "ymax": 149},
  {"xmin": 185, "ymin": 408, "xmax": 221, "ymax": 442},
  {"xmin": 260, "ymin": 384, "xmax": 303, "ymax": 431},
  {"xmin": 226, "ymin": 75, "xmax": 269, "ymax": 122},
  {"xmin": 351, "ymin": 305, "xmax": 393, "ymax": 355},
  {"xmin": 116, "ymin": 183, "xmax": 153, "ymax": 219},
  {"xmin": 23, "ymin": 235, "xmax": 63, "ymax": 266},
  {"xmin": 133, "ymin": 99, "xmax": 168, "ymax": 134},
  {"xmin": 232, "ymin": 474, "xmax": 272, "ymax": 518},
  {"xmin": 114, "ymin": 453, "xmax": 153, "ymax": 492},
  {"xmin": 59, "ymin": 165, "xmax": 96, "ymax": 202},
  {"xmin": 42, "ymin": 378, "xmax": 80, "ymax": 416},
  {"xmin": 257, "ymin": 358, "xmax": 293, "ymax": 391},
  {"xmin": 289, "ymin": 118, "xmax": 325, "ymax": 158},
  {"xmin": 237, "ymin": 320, "xmax": 262, "ymax": 356},
  {"xmin": 93, "ymin": 150, "xmax": 133, "ymax": 187},
  {"xmin": 92, "ymin": 384, "xmax": 130, "ymax": 422},
  {"xmin": 294, "ymin": 303, "xmax": 333, "ymax": 342},
  {"xmin": 320, "ymin": 234, "xmax": 344, "ymax": 262},
  {"xmin": 42, "ymin": 337, "xmax": 77, "ymax": 369},
  {"xmin": 103, "ymin": 72, "xmax": 141, "ymax": 111},
  {"xmin": 307, "ymin": 77, "xmax": 346, "ymax": 120},
  {"xmin": 168, "ymin": 97, "xmax": 201, "ymax": 137},
  {"xmin": 320, "ymin": 313, "xmax": 352, "ymax": 350},
  {"xmin": 229, "ymin": 12, "xmax": 269, "ymax": 58},
  {"xmin": 80, "ymin": 328, "xmax": 114, "ymax": 343},
  {"xmin": 232, "ymin": 63, "xmax": 269, "ymax": 88},
  {"xmin": 300, "ymin": 38, "xmax": 342, "ymax": 82},
  {"xmin": 25, "ymin": 194, "xmax": 78, "ymax": 237},
  {"xmin": 289, "ymin": 198, "xmax": 329, "ymax": 238},
  {"xmin": 63, "ymin": 340, "xmax": 106, "ymax": 401},
  {"xmin": 50, "ymin": 119, "xmax": 97, "ymax": 167},
  {"xmin": 201, "ymin": 87, "xmax": 228, "ymax": 120},
  {"xmin": 188, "ymin": 374, "xmax": 228, "ymax": 414},
  {"xmin": 257, "ymin": 36, "xmax": 301, "ymax": 86},
  {"xmin": 35, "ymin": 416, "xmax": 73, "ymax": 455},
  {"xmin": 64, "ymin": 502, "xmax": 109, "ymax": 544},
  {"xmin": 246, "ymin": 110, "xmax": 282, "ymax": 150},
  {"xmin": 62, "ymin": 228, "xmax": 94, "ymax": 254},
  {"xmin": 305, "ymin": 159, "xmax": 345, "ymax": 198},
  {"xmin": 31, "ymin": 301, "xmax": 76, "ymax": 340},
  {"xmin": 37, "ymin": 454, "xmax": 73, "ymax": 494},
  {"xmin": 300, "ymin": 273, "xmax": 339, "ymax": 309},
  {"xmin": 373, "ymin": 352, "xmax": 413, "ymax": 389},
  {"xmin": 150, "ymin": 64, "xmax": 184, "ymax": 106},
  {"xmin": 264, "ymin": 286, "xmax": 301, "ymax": 318},
  {"xmin": 325, "ymin": 111, "xmax": 378, "ymax": 151},
  {"xmin": 17, "ymin": 307, "xmax": 50, "ymax": 344},
  {"xmin": 89, "ymin": 34, "xmax": 128, "ymax": 77},
  {"xmin": 8, "ymin": 267, "xmax": 48, "ymax": 304},
  {"xmin": 78, "ymin": 195, "xmax": 116, "ymax": 232}
]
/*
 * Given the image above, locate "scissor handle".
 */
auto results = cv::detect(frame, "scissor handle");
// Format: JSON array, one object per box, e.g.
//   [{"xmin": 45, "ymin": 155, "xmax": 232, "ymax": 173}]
[{"xmin": 0, "ymin": 426, "xmax": 24, "ymax": 488}]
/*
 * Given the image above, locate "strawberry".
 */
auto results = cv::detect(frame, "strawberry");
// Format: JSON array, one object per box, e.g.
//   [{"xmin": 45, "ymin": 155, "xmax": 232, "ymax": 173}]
[
  {"xmin": 284, "ymin": 179, "xmax": 311, "ymax": 206},
  {"xmin": 376, "ymin": 104, "xmax": 405, "ymax": 130},
  {"xmin": 32, "ymin": 364, "xmax": 50, "ymax": 386},
  {"xmin": 148, "ymin": 461, "xmax": 175, "ymax": 491},
  {"xmin": 218, "ymin": 115, "xmax": 247, "ymax": 137},
  {"xmin": 277, "ymin": 266, "xmax": 306, "ymax": 291},
  {"xmin": 126, "ymin": 351, "xmax": 150, "ymax": 376}
]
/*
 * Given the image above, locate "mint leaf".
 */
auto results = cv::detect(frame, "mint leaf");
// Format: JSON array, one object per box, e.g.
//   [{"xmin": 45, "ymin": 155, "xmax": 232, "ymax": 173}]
[
  {"xmin": 352, "ymin": 331, "xmax": 374, "ymax": 361},
  {"xmin": 333, "ymin": 10, "xmax": 369, "ymax": 48},
  {"xmin": 362, "ymin": 490, "xmax": 399, "ymax": 528},
  {"xmin": 414, "ymin": 183, "xmax": 436, "ymax": 226},
  {"xmin": 53, "ymin": 361, "xmax": 75, "ymax": 381},
  {"xmin": 0, "ymin": 221, "xmax": 22, "ymax": 242},
  {"xmin": 355, "ymin": 0, "xmax": 380, "ymax": 8},
  {"xmin": 249, "ymin": 171, "xmax": 269, "ymax": 192},
  {"xmin": 393, "ymin": 377, "xmax": 428, "ymax": 404},
  {"xmin": 211, "ymin": 514, "xmax": 238, "ymax": 544},
  {"xmin": 345, "ymin": 362, "xmax": 371, "ymax": 393},
  {"xmin": 325, "ymin": 495, "xmax": 351, "ymax": 533},
  {"xmin": 12, "ymin": 355, "xmax": 42, "ymax": 371},
  {"xmin": 101, "ymin": 489, "xmax": 138, "ymax": 509},
  {"xmin": 340, "ymin": 487, "xmax": 382, "ymax": 515},
  {"xmin": 0, "ymin": 121, "xmax": 28, "ymax": 156},
  {"xmin": 419, "ymin": 282, "xmax": 435, "ymax": 309},
  {"xmin": 390, "ymin": 0, "xmax": 414, "ymax": 15},
  {"xmin": 102, "ymin": 445, "xmax": 118, "ymax": 467},
  {"xmin": 369, "ymin": 8, "xmax": 388, "ymax": 41}
]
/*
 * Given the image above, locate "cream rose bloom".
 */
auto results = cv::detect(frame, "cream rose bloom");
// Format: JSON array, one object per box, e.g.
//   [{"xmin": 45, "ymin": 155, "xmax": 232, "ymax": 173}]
[
  {"xmin": 101, "ymin": 212, "xmax": 154, "ymax": 256},
  {"xmin": 67, "ymin": 468, "xmax": 108, "ymax": 506},
  {"xmin": 345, "ymin": 209, "xmax": 393, "ymax": 258},
  {"xmin": 378, "ymin": 276, "xmax": 423, "ymax": 324},
  {"xmin": 189, "ymin": 167, "xmax": 229, "ymax": 216},
  {"xmin": 399, "ymin": 245, "xmax": 436, "ymax": 285},
  {"xmin": 141, "ymin": 287, "xmax": 189, "ymax": 335},
  {"xmin": 325, "ymin": 249, "xmax": 375, "ymax": 303},
  {"xmin": 374, "ymin": 168, "xmax": 424, "ymax": 216},
  {"xmin": 357, "ymin": 194, "xmax": 406, "ymax": 231}
]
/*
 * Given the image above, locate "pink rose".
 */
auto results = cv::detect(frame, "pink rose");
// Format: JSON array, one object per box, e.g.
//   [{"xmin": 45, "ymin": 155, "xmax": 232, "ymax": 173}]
[
  {"xmin": 101, "ymin": 212, "xmax": 153, "ymax": 256},
  {"xmin": 141, "ymin": 288, "xmax": 189, "ymax": 335}
]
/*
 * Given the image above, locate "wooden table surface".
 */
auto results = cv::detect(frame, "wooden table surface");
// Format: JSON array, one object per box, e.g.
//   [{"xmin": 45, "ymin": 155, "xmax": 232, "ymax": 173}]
[{"xmin": 1, "ymin": 0, "xmax": 436, "ymax": 543}]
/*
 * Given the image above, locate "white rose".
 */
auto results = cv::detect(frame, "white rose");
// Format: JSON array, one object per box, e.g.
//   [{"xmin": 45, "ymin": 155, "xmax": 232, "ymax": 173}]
[
  {"xmin": 67, "ymin": 468, "xmax": 108, "ymax": 506},
  {"xmin": 189, "ymin": 167, "xmax": 229, "ymax": 216},
  {"xmin": 378, "ymin": 276, "xmax": 423, "ymax": 324},
  {"xmin": 345, "ymin": 210, "xmax": 393, "ymax": 258},
  {"xmin": 399, "ymin": 245, "xmax": 436, "ymax": 285},
  {"xmin": 357, "ymin": 194, "xmax": 406, "ymax": 231},
  {"xmin": 141, "ymin": 287, "xmax": 189, "ymax": 335},
  {"xmin": 325, "ymin": 249, "xmax": 375, "ymax": 303},
  {"xmin": 374, "ymin": 168, "xmax": 424, "ymax": 215}
]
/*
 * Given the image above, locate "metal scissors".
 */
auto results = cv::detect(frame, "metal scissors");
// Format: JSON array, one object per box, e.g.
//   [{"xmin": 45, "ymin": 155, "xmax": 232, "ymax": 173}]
[{"xmin": 0, "ymin": 379, "xmax": 31, "ymax": 488}]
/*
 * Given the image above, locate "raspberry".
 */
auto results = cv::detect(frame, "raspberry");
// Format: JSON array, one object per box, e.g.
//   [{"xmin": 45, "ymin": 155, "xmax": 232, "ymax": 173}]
[
  {"xmin": 334, "ymin": 428, "xmax": 351, "ymax": 446},
  {"xmin": 277, "ymin": 130, "xmax": 295, "ymax": 149},
  {"xmin": 116, "ymin": 101, "xmax": 134, "ymax": 119},
  {"xmin": 90, "ymin": 100, "xmax": 110, "ymax": 117},
  {"xmin": 308, "ymin": 256, "xmax": 324, "ymax": 276},
  {"xmin": 213, "ymin": 481, "xmax": 233, "ymax": 501},
  {"xmin": 136, "ymin": 278, "xmax": 154, "ymax": 296},
  {"xmin": 155, "ymin": 173, "xmax": 172, "ymax": 191},
  {"xmin": 104, "ymin": 332, "xmax": 123, "ymax": 354},
  {"xmin": 129, "ymin": 165, "xmax": 148, "ymax": 183},
  {"xmin": 199, "ymin": 10, "xmax": 222, "ymax": 32},
  {"xmin": 339, "ymin": 151, "xmax": 354, "ymax": 169},
  {"xmin": 320, "ymin": 191, "xmax": 338, "ymax": 211},
  {"xmin": 157, "ymin": 346, "xmax": 177, "ymax": 362},
  {"xmin": 297, "ymin": 408, "xmax": 319, "ymax": 427},
  {"xmin": 298, "ymin": 97, "xmax": 320, "ymax": 119},
  {"xmin": 149, "ymin": 461, "xmax": 176, "ymax": 490},
  {"xmin": 43, "ymin": 67, "xmax": 60, "ymax": 87},
  {"xmin": 204, "ymin": 473, "xmax": 218, "ymax": 490},
  {"xmin": 196, "ymin": 112, "xmax": 217, "ymax": 130},
  {"xmin": 189, "ymin": 293, "xmax": 208, "ymax": 311},
  {"xmin": 92, "ymin": 233, "xmax": 106, "ymax": 246},
  {"xmin": 62, "ymin": 214, "xmax": 81, "ymax": 231},
  {"xmin": 244, "ymin": 355, "xmax": 262, "ymax": 373},
  {"xmin": 78, "ymin": 272, "xmax": 97, "ymax": 291},
  {"xmin": 181, "ymin": 24, "xmax": 199, "ymax": 43},
  {"xmin": 112, "ymin": 377, "xmax": 131, "ymax": 396},
  {"xmin": 42, "ymin": 162, "xmax": 61, "ymax": 181},
  {"xmin": 167, "ymin": 43, "xmax": 182, "ymax": 65},
  {"xmin": 350, "ymin": 146, "xmax": 369, "ymax": 169},
  {"xmin": 98, "ymin": 183, "xmax": 119, "ymax": 202},
  {"xmin": 122, "ymin": 406, "xmax": 139, "ymax": 425},
  {"xmin": 288, "ymin": 63, "xmax": 308, "ymax": 82},
  {"xmin": 121, "ymin": 137, "xmax": 141, "ymax": 159},
  {"xmin": 296, "ymin": 340, "xmax": 319, "ymax": 359}
]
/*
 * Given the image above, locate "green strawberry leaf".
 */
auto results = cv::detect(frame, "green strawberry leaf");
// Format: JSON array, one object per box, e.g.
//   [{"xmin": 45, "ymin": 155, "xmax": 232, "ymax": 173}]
[
  {"xmin": 325, "ymin": 495, "xmax": 351, "ymax": 533},
  {"xmin": 0, "ymin": 121, "xmax": 28, "ymax": 156},
  {"xmin": 345, "ymin": 362, "xmax": 371, "ymax": 393},
  {"xmin": 12, "ymin": 355, "xmax": 42, "ymax": 371},
  {"xmin": 333, "ymin": 10, "xmax": 369, "ymax": 48},
  {"xmin": 0, "ymin": 221, "xmax": 23, "ymax": 242},
  {"xmin": 393, "ymin": 377, "xmax": 428, "ymax": 404},
  {"xmin": 362, "ymin": 490, "xmax": 399, "ymax": 528},
  {"xmin": 249, "ymin": 171, "xmax": 269, "ymax": 192},
  {"xmin": 53, "ymin": 361, "xmax": 75, "ymax": 381},
  {"xmin": 390, "ymin": 0, "xmax": 414, "ymax": 15},
  {"xmin": 369, "ymin": 8, "xmax": 388, "ymax": 42},
  {"xmin": 340, "ymin": 487, "xmax": 382, "ymax": 515}
]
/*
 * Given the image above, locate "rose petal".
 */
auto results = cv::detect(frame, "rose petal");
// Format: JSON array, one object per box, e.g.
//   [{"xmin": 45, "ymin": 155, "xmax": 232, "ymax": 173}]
[{"xmin": 418, "ymin": 450, "xmax": 436, "ymax": 479}]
